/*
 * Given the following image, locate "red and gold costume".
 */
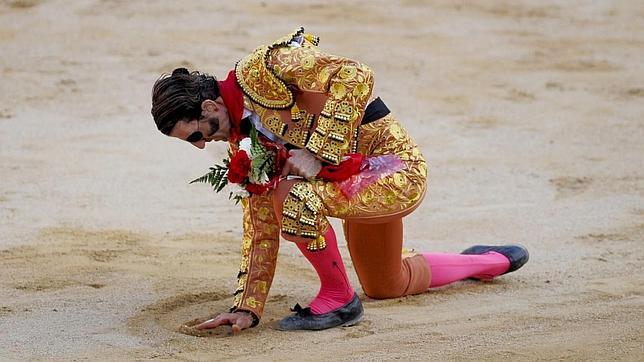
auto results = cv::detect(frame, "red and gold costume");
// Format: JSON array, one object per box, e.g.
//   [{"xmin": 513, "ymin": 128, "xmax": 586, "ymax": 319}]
[{"xmin": 228, "ymin": 28, "xmax": 430, "ymax": 324}]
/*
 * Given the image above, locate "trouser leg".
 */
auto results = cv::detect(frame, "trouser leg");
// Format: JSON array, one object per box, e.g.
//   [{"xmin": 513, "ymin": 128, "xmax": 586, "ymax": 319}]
[
  {"xmin": 343, "ymin": 219, "xmax": 431, "ymax": 299},
  {"xmin": 420, "ymin": 252, "xmax": 510, "ymax": 287}
]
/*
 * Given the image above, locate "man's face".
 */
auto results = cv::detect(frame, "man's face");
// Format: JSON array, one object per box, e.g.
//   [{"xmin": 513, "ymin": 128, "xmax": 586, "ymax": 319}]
[{"xmin": 169, "ymin": 97, "xmax": 231, "ymax": 149}]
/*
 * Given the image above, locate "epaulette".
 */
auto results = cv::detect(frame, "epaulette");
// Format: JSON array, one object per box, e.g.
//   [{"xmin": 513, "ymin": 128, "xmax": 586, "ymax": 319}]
[{"xmin": 234, "ymin": 27, "xmax": 319, "ymax": 110}]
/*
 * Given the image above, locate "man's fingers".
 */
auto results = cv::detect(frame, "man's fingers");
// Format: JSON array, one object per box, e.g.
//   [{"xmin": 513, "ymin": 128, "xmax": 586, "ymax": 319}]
[
  {"xmin": 193, "ymin": 312, "xmax": 253, "ymax": 334},
  {"xmin": 281, "ymin": 161, "xmax": 292, "ymax": 177},
  {"xmin": 230, "ymin": 314, "xmax": 252, "ymax": 335},
  {"xmin": 194, "ymin": 316, "xmax": 228, "ymax": 330},
  {"xmin": 231, "ymin": 324, "xmax": 242, "ymax": 335}
]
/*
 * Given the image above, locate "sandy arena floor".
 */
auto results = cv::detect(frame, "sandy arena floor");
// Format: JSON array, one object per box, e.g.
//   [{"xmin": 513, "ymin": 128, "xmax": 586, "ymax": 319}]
[{"xmin": 0, "ymin": 0, "xmax": 642, "ymax": 360}]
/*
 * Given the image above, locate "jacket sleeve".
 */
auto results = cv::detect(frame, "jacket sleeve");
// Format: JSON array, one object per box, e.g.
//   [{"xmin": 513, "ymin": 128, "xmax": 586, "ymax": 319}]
[
  {"xmin": 267, "ymin": 45, "xmax": 374, "ymax": 165},
  {"xmin": 229, "ymin": 192, "xmax": 280, "ymax": 326}
]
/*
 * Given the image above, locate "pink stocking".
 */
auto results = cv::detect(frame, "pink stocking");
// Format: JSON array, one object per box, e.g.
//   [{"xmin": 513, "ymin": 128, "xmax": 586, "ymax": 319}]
[
  {"xmin": 421, "ymin": 252, "xmax": 510, "ymax": 288},
  {"xmin": 294, "ymin": 226, "xmax": 355, "ymax": 315}
]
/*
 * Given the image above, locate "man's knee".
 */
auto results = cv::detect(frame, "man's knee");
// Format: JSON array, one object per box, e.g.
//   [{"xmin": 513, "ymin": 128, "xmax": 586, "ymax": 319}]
[
  {"xmin": 361, "ymin": 281, "xmax": 406, "ymax": 300},
  {"xmin": 358, "ymin": 256, "xmax": 430, "ymax": 299}
]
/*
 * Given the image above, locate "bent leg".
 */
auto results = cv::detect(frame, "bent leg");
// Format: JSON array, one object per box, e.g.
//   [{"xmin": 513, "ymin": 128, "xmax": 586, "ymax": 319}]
[
  {"xmin": 292, "ymin": 227, "xmax": 355, "ymax": 314},
  {"xmin": 273, "ymin": 180, "xmax": 355, "ymax": 314},
  {"xmin": 344, "ymin": 219, "xmax": 430, "ymax": 299}
]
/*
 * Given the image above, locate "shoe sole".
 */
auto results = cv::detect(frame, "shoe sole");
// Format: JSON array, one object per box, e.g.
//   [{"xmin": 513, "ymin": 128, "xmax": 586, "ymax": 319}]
[
  {"xmin": 275, "ymin": 310, "xmax": 364, "ymax": 331},
  {"xmin": 342, "ymin": 309, "xmax": 364, "ymax": 327}
]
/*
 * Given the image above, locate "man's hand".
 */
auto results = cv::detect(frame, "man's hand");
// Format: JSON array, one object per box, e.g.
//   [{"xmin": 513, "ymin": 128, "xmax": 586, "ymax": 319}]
[
  {"xmin": 194, "ymin": 311, "xmax": 254, "ymax": 335},
  {"xmin": 281, "ymin": 149, "xmax": 322, "ymax": 179}
]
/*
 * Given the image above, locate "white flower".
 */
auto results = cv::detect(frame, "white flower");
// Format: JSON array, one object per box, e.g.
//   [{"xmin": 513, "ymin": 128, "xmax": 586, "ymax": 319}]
[
  {"xmin": 228, "ymin": 183, "xmax": 250, "ymax": 199},
  {"xmin": 239, "ymin": 138, "xmax": 252, "ymax": 157}
]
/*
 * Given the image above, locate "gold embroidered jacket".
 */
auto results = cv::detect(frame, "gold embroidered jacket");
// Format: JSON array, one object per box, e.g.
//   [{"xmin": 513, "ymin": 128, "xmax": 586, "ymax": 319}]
[
  {"xmin": 229, "ymin": 28, "xmax": 375, "ymax": 324},
  {"xmin": 235, "ymin": 27, "xmax": 374, "ymax": 165}
]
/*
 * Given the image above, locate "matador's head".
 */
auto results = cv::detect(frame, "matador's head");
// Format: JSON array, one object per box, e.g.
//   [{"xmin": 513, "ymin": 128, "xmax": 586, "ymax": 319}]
[{"xmin": 151, "ymin": 68, "xmax": 231, "ymax": 149}]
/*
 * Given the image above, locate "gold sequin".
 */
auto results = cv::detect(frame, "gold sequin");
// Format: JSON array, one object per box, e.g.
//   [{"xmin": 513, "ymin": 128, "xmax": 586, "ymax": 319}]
[
  {"xmin": 331, "ymin": 83, "xmax": 347, "ymax": 98},
  {"xmin": 390, "ymin": 123, "xmax": 404, "ymax": 139},
  {"xmin": 301, "ymin": 54, "xmax": 315, "ymax": 69},
  {"xmin": 393, "ymin": 173, "xmax": 407, "ymax": 188},
  {"xmin": 353, "ymin": 83, "xmax": 370, "ymax": 99},
  {"xmin": 339, "ymin": 65, "xmax": 357, "ymax": 80},
  {"xmin": 257, "ymin": 207, "xmax": 270, "ymax": 221},
  {"xmin": 318, "ymin": 68, "xmax": 330, "ymax": 83}
]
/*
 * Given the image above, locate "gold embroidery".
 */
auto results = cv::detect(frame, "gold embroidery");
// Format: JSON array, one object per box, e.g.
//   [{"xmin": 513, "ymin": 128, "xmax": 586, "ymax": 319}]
[
  {"xmin": 234, "ymin": 27, "xmax": 319, "ymax": 111},
  {"xmin": 267, "ymin": 45, "xmax": 374, "ymax": 164},
  {"xmin": 303, "ymin": 33, "xmax": 320, "ymax": 46},
  {"xmin": 311, "ymin": 115, "xmax": 428, "ymax": 219},
  {"xmin": 261, "ymin": 111, "xmax": 287, "ymax": 137},
  {"xmin": 230, "ymin": 195, "xmax": 280, "ymax": 322},
  {"xmin": 290, "ymin": 103, "xmax": 304, "ymax": 121},
  {"xmin": 301, "ymin": 54, "xmax": 315, "ymax": 69},
  {"xmin": 338, "ymin": 65, "xmax": 357, "ymax": 80},
  {"xmin": 281, "ymin": 182, "xmax": 323, "ymax": 240},
  {"xmin": 353, "ymin": 83, "xmax": 370, "ymax": 98},
  {"xmin": 330, "ymin": 83, "xmax": 347, "ymax": 98},
  {"xmin": 306, "ymin": 234, "xmax": 327, "ymax": 252},
  {"xmin": 255, "ymin": 281, "xmax": 268, "ymax": 294},
  {"xmin": 283, "ymin": 111, "xmax": 314, "ymax": 148},
  {"xmin": 257, "ymin": 206, "xmax": 270, "ymax": 221},
  {"xmin": 235, "ymin": 46, "xmax": 294, "ymax": 109},
  {"xmin": 245, "ymin": 296, "xmax": 259, "ymax": 309}
]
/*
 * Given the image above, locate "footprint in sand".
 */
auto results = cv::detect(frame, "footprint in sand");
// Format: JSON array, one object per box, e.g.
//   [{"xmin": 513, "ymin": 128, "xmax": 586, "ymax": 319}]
[
  {"xmin": 4, "ymin": 0, "xmax": 42, "ymax": 9},
  {"xmin": 0, "ymin": 108, "xmax": 13, "ymax": 119},
  {"xmin": 549, "ymin": 176, "xmax": 593, "ymax": 199},
  {"xmin": 344, "ymin": 320, "xmax": 375, "ymax": 338},
  {"xmin": 623, "ymin": 88, "xmax": 644, "ymax": 97},
  {"xmin": 0, "ymin": 306, "xmax": 14, "ymax": 317},
  {"xmin": 553, "ymin": 59, "xmax": 621, "ymax": 72}
]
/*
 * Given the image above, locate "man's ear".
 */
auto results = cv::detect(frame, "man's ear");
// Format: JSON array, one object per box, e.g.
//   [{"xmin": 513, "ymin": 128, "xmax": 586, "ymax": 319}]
[
  {"xmin": 201, "ymin": 97, "xmax": 225, "ymax": 112},
  {"xmin": 201, "ymin": 99, "xmax": 218, "ymax": 112}
]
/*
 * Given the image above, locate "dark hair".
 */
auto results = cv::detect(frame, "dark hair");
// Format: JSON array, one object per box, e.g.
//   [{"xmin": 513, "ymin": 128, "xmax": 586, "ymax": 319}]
[{"xmin": 151, "ymin": 68, "xmax": 220, "ymax": 135}]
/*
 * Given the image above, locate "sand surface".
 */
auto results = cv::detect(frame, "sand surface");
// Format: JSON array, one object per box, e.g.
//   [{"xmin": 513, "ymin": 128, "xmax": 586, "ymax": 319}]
[{"xmin": 1, "ymin": 0, "xmax": 643, "ymax": 360}]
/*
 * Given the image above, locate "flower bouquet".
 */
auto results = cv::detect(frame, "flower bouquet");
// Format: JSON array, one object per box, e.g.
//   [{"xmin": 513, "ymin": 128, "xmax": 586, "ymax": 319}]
[{"xmin": 190, "ymin": 125, "xmax": 288, "ymax": 203}]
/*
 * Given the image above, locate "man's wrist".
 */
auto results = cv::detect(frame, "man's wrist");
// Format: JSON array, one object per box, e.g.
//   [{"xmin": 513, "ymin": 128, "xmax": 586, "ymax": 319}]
[{"xmin": 234, "ymin": 309, "xmax": 259, "ymax": 327}]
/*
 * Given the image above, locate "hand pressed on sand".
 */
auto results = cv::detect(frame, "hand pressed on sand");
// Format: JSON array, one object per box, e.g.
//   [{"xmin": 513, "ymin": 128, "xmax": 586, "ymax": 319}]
[{"xmin": 194, "ymin": 311, "xmax": 254, "ymax": 335}]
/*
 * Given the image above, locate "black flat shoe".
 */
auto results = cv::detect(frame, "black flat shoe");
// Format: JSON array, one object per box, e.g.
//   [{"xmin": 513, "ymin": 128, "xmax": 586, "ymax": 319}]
[
  {"xmin": 278, "ymin": 293, "xmax": 363, "ymax": 331},
  {"xmin": 461, "ymin": 244, "xmax": 529, "ymax": 274}
]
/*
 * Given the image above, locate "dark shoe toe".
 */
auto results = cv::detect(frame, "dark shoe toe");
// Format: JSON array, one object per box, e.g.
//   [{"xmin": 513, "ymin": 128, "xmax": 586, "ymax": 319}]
[
  {"xmin": 278, "ymin": 294, "xmax": 363, "ymax": 331},
  {"xmin": 461, "ymin": 244, "xmax": 529, "ymax": 274}
]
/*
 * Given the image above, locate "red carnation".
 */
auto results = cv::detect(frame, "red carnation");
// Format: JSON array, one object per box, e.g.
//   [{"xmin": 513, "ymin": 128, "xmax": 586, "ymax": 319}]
[
  {"xmin": 227, "ymin": 150, "xmax": 251, "ymax": 184},
  {"xmin": 245, "ymin": 182, "xmax": 269, "ymax": 195}
]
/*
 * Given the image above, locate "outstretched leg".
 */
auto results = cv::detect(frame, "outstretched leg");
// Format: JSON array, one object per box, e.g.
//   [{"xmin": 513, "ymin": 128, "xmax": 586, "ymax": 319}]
[
  {"xmin": 345, "ymin": 218, "xmax": 522, "ymax": 297},
  {"xmin": 420, "ymin": 252, "xmax": 509, "ymax": 287}
]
